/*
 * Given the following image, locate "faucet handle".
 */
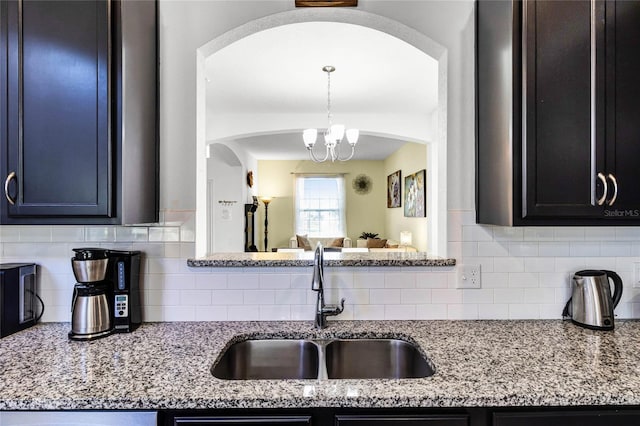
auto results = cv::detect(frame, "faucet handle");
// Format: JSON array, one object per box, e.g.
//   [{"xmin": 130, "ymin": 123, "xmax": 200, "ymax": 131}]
[{"xmin": 323, "ymin": 298, "xmax": 345, "ymax": 316}]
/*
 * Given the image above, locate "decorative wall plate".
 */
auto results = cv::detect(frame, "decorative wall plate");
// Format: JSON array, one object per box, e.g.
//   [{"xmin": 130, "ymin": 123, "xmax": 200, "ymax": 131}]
[{"xmin": 352, "ymin": 174, "xmax": 372, "ymax": 195}]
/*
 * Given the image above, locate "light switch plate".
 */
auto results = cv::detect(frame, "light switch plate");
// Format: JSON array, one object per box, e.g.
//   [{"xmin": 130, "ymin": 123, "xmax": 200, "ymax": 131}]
[{"xmin": 457, "ymin": 264, "xmax": 481, "ymax": 289}]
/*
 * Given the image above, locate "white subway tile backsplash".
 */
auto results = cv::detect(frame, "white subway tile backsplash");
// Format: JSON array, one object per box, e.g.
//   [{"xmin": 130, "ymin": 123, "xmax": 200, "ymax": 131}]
[
  {"xmin": 478, "ymin": 303, "xmax": 509, "ymax": 319},
  {"xmin": 477, "ymin": 242, "xmax": 509, "ymax": 257},
  {"xmin": 508, "ymin": 304, "xmax": 539, "ymax": 319},
  {"xmin": 494, "ymin": 288, "xmax": 524, "ymax": 304},
  {"xmin": 415, "ymin": 304, "xmax": 447, "ymax": 319},
  {"xmin": 195, "ymin": 306, "xmax": 227, "ymax": 321},
  {"xmin": 259, "ymin": 274, "xmax": 291, "ymax": 289},
  {"xmin": 477, "ymin": 272, "xmax": 506, "ymax": 289},
  {"xmin": 570, "ymin": 242, "xmax": 600, "ymax": 257},
  {"xmin": 260, "ymin": 305, "xmax": 290, "ymax": 320},
  {"xmin": 385, "ymin": 304, "xmax": 416, "ymax": 320},
  {"xmin": 462, "ymin": 289, "xmax": 494, "ymax": 304},
  {"xmin": 523, "ymin": 227, "xmax": 555, "ymax": 241},
  {"xmin": 8, "ymin": 208, "xmax": 640, "ymax": 323},
  {"xmin": 493, "ymin": 257, "xmax": 525, "ymax": 273},
  {"xmin": 432, "ymin": 289, "xmax": 463, "ymax": 304},
  {"xmin": 462, "ymin": 225, "xmax": 493, "ymax": 242},
  {"xmin": 523, "ymin": 288, "xmax": 556, "ymax": 304},
  {"xmin": 538, "ymin": 242, "xmax": 570, "ymax": 256},
  {"xmin": 244, "ymin": 290, "xmax": 275, "ymax": 305},
  {"xmin": 447, "ymin": 304, "xmax": 478, "ymax": 320},
  {"xmin": 493, "ymin": 227, "xmax": 524, "ymax": 241},
  {"xmin": 180, "ymin": 290, "xmax": 212, "ymax": 306},
  {"xmin": 554, "ymin": 227, "xmax": 585, "ymax": 241},
  {"xmin": 508, "ymin": 272, "xmax": 539, "ymax": 288},
  {"xmin": 228, "ymin": 305, "xmax": 260, "ymax": 321},
  {"xmin": 354, "ymin": 272, "xmax": 385, "ymax": 289},
  {"xmin": 416, "ymin": 272, "xmax": 449, "ymax": 288},
  {"xmin": 524, "ymin": 257, "xmax": 556, "ymax": 272},
  {"xmin": 212, "ymin": 289, "xmax": 244, "ymax": 305},
  {"xmin": 274, "ymin": 289, "xmax": 307, "ymax": 305},
  {"xmin": 353, "ymin": 304, "xmax": 385, "ymax": 320},
  {"xmin": 401, "ymin": 289, "xmax": 431, "ymax": 304},
  {"xmin": 385, "ymin": 272, "xmax": 415, "ymax": 288},
  {"xmin": 508, "ymin": 242, "xmax": 539, "ymax": 257},
  {"xmin": 370, "ymin": 289, "xmax": 401, "ymax": 305}
]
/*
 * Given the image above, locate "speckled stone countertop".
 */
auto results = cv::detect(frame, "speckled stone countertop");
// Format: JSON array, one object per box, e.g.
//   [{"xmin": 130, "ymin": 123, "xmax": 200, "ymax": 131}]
[
  {"xmin": 1, "ymin": 320, "xmax": 640, "ymax": 410},
  {"xmin": 187, "ymin": 252, "xmax": 456, "ymax": 267}
]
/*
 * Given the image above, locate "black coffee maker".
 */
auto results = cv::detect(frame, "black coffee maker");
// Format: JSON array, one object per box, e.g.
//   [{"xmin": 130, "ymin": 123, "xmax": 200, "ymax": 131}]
[
  {"xmin": 105, "ymin": 250, "xmax": 142, "ymax": 334},
  {"xmin": 69, "ymin": 248, "xmax": 142, "ymax": 340}
]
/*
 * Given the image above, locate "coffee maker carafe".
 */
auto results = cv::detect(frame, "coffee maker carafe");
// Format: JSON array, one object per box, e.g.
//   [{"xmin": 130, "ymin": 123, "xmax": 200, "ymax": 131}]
[{"xmin": 69, "ymin": 248, "xmax": 112, "ymax": 340}]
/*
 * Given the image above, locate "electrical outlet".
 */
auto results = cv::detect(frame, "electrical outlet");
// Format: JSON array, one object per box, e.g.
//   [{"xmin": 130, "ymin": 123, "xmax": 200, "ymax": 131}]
[{"xmin": 457, "ymin": 264, "xmax": 481, "ymax": 289}]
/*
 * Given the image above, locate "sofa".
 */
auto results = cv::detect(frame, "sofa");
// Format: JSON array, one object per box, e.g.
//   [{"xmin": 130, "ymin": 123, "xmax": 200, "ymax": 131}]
[{"xmin": 289, "ymin": 235, "xmax": 352, "ymax": 250}]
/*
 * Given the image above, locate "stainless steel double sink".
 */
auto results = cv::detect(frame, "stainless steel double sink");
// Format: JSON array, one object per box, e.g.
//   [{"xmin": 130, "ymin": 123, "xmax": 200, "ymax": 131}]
[{"xmin": 211, "ymin": 338, "xmax": 434, "ymax": 380}]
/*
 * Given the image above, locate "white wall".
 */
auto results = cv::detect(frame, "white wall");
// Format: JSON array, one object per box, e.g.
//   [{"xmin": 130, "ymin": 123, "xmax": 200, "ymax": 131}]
[{"xmin": 2, "ymin": 1, "xmax": 640, "ymax": 323}]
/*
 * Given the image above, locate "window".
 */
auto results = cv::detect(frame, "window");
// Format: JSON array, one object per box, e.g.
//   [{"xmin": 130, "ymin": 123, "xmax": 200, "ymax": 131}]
[{"xmin": 295, "ymin": 175, "xmax": 346, "ymax": 237}]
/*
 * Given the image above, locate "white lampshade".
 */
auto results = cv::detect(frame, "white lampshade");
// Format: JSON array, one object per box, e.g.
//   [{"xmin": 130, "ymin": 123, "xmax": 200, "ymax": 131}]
[
  {"xmin": 400, "ymin": 231, "xmax": 412, "ymax": 246},
  {"xmin": 330, "ymin": 124, "xmax": 345, "ymax": 142},
  {"xmin": 346, "ymin": 128, "xmax": 359, "ymax": 145},
  {"xmin": 324, "ymin": 131, "xmax": 337, "ymax": 147},
  {"xmin": 303, "ymin": 128, "xmax": 317, "ymax": 148}
]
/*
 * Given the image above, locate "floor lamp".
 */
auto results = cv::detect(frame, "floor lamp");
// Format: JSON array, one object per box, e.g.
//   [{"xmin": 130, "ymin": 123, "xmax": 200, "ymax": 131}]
[{"xmin": 260, "ymin": 197, "xmax": 273, "ymax": 252}]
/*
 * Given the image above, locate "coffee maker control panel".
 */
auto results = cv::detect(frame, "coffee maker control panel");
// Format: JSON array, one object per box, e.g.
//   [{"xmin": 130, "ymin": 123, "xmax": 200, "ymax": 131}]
[{"xmin": 114, "ymin": 294, "xmax": 128, "ymax": 318}]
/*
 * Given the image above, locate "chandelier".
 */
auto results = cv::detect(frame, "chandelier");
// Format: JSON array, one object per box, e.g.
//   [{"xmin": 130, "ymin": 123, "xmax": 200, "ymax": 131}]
[{"xmin": 303, "ymin": 65, "xmax": 359, "ymax": 162}]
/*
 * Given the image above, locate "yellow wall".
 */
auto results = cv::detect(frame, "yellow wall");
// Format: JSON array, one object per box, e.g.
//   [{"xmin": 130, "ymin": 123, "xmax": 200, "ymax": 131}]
[
  {"xmin": 257, "ymin": 160, "xmax": 386, "ymax": 250},
  {"xmin": 384, "ymin": 143, "xmax": 428, "ymax": 251}
]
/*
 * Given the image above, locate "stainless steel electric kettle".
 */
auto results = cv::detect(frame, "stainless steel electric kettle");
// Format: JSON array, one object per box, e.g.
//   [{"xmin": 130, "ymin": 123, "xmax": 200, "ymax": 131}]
[{"xmin": 562, "ymin": 270, "xmax": 623, "ymax": 330}]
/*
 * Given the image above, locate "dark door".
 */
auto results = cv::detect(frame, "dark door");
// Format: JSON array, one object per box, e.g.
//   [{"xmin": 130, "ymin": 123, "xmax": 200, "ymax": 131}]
[
  {"xmin": 494, "ymin": 410, "xmax": 640, "ymax": 426},
  {"xmin": 2, "ymin": 0, "xmax": 111, "ymax": 220},
  {"xmin": 522, "ymin": 0, "xmax": 606, "ymax": 219},
  {"xmin": 603, "ymin": 0, "xmax": 640, "ymax": 216},
  {"xmin": 172, "ymin": 416, "xmax": 313, "ymax": 425},
  {"xmin": 335, "ymin": 415, "xmax": 469, "ymax": 426}
]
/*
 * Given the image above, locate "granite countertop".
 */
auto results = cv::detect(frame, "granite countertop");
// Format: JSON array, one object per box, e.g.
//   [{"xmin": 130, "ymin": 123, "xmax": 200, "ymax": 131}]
[
  {"xmin": 187, "ymin": 252, "xmax": 456, "ymax": 267},
  {"xmin": 1, "ymin": 320, "xmax": 640, "ymax": 410}
]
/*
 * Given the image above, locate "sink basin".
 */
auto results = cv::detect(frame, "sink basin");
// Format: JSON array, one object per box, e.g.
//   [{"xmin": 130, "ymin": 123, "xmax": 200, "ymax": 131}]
[
  {"xmin": 212, "ymin": 337, "xmax": 434, "ymax": 380},
  {"xmin": 325, "ymin": 339, "xmax": 434, "ymax": 379},
  {"xmin": 211, "ymin": 339, "xmax": 319, "ymax": 380}
]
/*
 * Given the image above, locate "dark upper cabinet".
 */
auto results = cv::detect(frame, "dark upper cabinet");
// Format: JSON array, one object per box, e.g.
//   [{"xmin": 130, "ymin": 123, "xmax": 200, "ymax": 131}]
[
  {"xmin": 476, "ymin": 0, "xmax": 640, "ymax": 226},
  {"xmin": 0, "ymin": 0, "xmax": 158, "ymax": 225}
]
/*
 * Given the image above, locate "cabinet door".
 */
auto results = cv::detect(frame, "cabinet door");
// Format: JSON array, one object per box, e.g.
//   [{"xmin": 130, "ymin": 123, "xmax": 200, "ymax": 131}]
[
  {"xmin": 2, "ymin": 0, "xmax": 111, "ymax": 220},
  {"xmin": 522, "ymin": 0, "xmax": 606, "ymax": 219},
  {"xmin": 335, "ymin": 414, "xmax": 469, "ymax": 426},
  {"xmin": 494, "ymin": 410, "xmax": 640, "ymax": 426},
  {"xmin": 604, "ymin": 0, "xmax": 640, "ymax": 215},
  {"xmin": 172, "ymin": 416, "xmax": 312, "ymax": 425}
]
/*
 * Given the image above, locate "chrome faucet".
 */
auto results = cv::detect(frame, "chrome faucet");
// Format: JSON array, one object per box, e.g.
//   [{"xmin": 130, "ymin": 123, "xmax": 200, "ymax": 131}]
[{"xmin": 311, "ymin": 243, "xmax": 345, "ymax": 329}]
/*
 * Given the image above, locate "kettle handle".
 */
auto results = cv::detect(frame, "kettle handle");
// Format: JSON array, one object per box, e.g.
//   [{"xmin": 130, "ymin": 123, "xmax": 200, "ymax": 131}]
[{"xmin": 603, "ymin": 269, "xmax": 623, "ymax": 308}]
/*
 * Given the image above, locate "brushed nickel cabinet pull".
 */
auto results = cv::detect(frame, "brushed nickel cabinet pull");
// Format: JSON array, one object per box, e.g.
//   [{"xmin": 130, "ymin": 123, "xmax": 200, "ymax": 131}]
[
  {"xmin": 4, "ymin": 171, "xmax": 16, "ymax": 205},
  {"xmin": 596, "ymin": 172, "xmax": 607, "ymax": 206},
  {"xmin": 607, "ymin": 173, "xmax": 618, "ymax": 206}
]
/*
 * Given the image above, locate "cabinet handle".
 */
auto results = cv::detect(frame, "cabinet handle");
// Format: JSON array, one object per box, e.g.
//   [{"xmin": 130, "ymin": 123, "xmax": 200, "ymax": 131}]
[
  {"xmin": 607, "ymin": 173, "xmax": 618, "ymax": 206},
  {"xmin": 596, "ymin": 172, "xmax": 607, "ymax": 206},
  {"xmin": 4, "ymin": 171, "xmax": 16, "ymax": 205}
]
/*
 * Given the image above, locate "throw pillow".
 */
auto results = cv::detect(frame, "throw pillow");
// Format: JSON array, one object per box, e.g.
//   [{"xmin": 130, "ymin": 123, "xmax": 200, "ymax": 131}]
[
  {"xmin": 367, "ymin": 238, "xmax": 387, "ymax": 248},
  {"xmin": 296, "ymin": 234, "xmax": 312, "ymax": 250},
  {"xmin": 329, "ymin": 237, "xmax": 344, "ymax": 248}
]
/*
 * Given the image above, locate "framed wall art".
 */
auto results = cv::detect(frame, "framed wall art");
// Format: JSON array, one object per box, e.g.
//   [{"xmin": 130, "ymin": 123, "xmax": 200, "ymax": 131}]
[
  {"xmin": 404, "ymin": 169, "xmax": 426, "ymax": 217},
  {"xmin": 387, "ymin": 170, "xmax": 401, "ymax": 208}
]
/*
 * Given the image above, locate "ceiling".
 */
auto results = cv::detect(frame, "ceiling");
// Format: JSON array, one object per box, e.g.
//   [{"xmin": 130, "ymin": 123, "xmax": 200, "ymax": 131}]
[{"xmin": 205, "ymin": 21, "xmax": 438, "ymax": 160}]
